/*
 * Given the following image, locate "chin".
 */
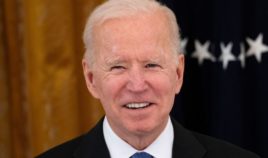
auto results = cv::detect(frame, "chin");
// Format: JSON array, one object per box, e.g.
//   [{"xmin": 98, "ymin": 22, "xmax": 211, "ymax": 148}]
[{"xmin": 128, "ymin": 122, "xmax": 157, "ymax": 135}]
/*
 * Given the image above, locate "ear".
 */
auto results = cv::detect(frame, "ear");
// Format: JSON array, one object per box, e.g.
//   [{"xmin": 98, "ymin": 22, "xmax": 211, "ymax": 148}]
[
  {"xmin": 82, "ymin": 59, "xmax": 100, "ymax": 99},
  {"xmin": 175, "ymin": 54, "xmax": 185, "ymax": 94}
]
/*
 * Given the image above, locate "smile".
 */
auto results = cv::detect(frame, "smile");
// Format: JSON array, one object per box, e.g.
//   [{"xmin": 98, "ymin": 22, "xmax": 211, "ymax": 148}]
[{"xmin": 125, "ymin": 102, "xmax": 151, "ymax": 109}]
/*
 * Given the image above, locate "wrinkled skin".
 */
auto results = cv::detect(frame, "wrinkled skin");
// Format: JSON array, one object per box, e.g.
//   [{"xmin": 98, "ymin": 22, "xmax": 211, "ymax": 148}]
[{"xmin": 83, "ymin": 10, "xmax": 184, "ymax": 150}]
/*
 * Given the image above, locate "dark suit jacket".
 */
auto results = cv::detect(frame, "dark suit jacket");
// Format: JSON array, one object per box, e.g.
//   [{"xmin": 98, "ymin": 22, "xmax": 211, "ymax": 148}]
[{"xmin": 36, "ymin": 118, "xmax": 260, "ymax": 158}]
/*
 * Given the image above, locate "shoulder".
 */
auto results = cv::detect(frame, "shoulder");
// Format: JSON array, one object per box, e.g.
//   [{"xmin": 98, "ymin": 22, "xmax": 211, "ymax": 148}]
[
  {"xmin": 36, "ymin": 135, "xmax": 84, "ymax": 158},
  {"xmin": 35, "ymin": 118, "xmax": 107, "ymax": 158},
  {"xmin": 171, "ymin": 118, "xmax": 260, "ymax": 158},
  {"xmin": 192, "ymin": 132, "xmax": 260, "ymax": 158},
  {"xmin": 35, "ymin": 135, "xmax": 85, "ymax": 158}
]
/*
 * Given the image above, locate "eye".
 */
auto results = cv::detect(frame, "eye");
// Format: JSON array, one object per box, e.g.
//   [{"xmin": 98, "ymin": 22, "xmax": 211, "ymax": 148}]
[
  {"xmin": 145, "ymin": 63, "xmax": 161, "ymax": 68},
  {"xmin": 110, "ymin": 65, "xmax": 126, "ymax": 71}
]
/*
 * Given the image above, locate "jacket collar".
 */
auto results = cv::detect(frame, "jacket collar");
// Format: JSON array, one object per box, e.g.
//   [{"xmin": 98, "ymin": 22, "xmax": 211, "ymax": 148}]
[
  {"xmin": 172, "ymin": 118, "xmax": 206, "ymax": 158},
  {"xmin": 73, "ymin": 117, "xmax": 206, "ymax": 158},
  {"xmin": 73, "ymin": 118, "xmax": 110, "ymax": 158}
]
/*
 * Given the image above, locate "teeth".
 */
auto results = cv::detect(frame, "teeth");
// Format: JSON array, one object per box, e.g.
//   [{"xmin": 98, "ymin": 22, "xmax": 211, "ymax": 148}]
[{"xmin": 126, "ymin": 103, "xmax": 150, "ymax": 109}]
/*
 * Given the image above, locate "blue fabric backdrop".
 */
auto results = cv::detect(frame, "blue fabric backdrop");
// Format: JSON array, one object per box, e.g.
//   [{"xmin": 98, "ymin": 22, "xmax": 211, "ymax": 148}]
[{"xmin": 160, "ymin": 0, "xmax": 268, "ymax": 157}]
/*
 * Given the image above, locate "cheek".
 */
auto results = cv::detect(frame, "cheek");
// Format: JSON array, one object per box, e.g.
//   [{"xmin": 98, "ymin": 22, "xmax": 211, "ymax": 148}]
[
  {"xmin": 95, "ymin": 75, "xmax": 126, "ymax": 103},
  {"xmin": 148, "ymin": 72, "xmax": 178, "ymax": 95},
  {"xmin": 148, "ymin": 72, "xmax": 178, "ymax": 109}
]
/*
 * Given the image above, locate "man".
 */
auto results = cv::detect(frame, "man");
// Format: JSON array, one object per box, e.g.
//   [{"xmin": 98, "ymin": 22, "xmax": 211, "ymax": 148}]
[{"xmin": 37, "ymin": 0, "xmax": 260, "ymax": 157}]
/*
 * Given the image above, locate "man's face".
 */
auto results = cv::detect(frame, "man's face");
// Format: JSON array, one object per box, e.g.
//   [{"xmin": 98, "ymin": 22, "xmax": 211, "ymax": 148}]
[{"xmin": 83, "ymin": 11, "xmax": 184, "ymax": 138}]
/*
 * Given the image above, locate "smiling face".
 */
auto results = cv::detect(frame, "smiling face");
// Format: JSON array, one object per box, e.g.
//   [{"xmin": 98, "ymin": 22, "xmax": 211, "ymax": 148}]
[{"xmin": 83, "ymin": 10, "xmax": 184, "ymax": 142}]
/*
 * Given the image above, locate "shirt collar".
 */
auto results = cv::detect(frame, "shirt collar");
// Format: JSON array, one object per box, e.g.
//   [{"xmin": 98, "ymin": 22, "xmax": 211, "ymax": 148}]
[{"xmin": 103, "ymin": 116, "xmax": 174, "ymax": 158}]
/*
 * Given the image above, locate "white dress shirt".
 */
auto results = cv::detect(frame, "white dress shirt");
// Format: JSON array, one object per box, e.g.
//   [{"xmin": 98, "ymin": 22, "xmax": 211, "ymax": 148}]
[{"xmin": 103, "ymin": 116, "xmax": 174, "ymax": 158}]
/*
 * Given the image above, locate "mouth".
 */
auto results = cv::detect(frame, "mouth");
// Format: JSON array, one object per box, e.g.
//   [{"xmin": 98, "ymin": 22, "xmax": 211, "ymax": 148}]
[{"xmin": 124, "ymin": 102, "xmax": 152, "ymax": 109}]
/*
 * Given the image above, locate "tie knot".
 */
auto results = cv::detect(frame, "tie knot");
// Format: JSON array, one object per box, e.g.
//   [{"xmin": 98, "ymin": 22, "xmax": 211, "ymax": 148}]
[{"xmin": 130, "ymin": 152, "xmax": 153, "ymax": 158}]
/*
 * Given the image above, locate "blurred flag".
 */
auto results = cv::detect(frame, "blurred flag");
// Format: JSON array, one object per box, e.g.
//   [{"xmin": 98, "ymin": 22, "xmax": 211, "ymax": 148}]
[{"xmin": 159, "ymin": 0, "xmax": 268, "ymax": 157}]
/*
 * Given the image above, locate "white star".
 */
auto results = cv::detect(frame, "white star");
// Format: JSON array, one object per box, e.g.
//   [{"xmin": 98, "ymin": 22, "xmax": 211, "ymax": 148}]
[
  {"xmin": 219, "ymin": 43, "xmax": 236, "ymax": 70},
  {"xmin": 246, "ymin": 33, "xmax": 268, "ymax": 62},
  {"xmin": 238, "ymin": 43, "xmax": 246, "ymax": 68},
  {"xmin": 191, "ymin": 40, "xmax": 216, "ymax": 65},
  {"xmin": 181, "ymin": 38, "xmax": 188, "ymax": 55}
]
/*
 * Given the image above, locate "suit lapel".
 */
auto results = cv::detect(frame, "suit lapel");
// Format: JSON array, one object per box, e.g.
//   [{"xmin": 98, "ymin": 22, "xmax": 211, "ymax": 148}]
[
  {"xmin": 73, "ymin": 118, "xmax": 110, "ymax": 158},
  {"xmin": 172, "ymin": 118, "xmax": 206, "ymax": 158}
]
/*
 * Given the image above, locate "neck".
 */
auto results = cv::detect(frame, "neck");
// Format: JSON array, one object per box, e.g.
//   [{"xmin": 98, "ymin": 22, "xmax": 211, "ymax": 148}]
[
  {"xmin": 124, "ymin": 131, "xmax": 161, "ymax": 150},
  {"xmin": 109, "ymin": 118, "xmax": 169, "ymax": 150}
]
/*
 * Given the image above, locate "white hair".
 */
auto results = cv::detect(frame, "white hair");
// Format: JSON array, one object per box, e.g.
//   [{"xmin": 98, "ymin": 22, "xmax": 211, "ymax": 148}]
[{"xmin": 83, "ymin": 0, "xmax": 181, "ymax": 67}]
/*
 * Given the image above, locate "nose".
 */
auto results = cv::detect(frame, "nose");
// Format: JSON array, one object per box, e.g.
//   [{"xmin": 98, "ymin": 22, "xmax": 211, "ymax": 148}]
[{"xmin": 126, "ymin": 66, "xmax": 148, "ymax": 93}]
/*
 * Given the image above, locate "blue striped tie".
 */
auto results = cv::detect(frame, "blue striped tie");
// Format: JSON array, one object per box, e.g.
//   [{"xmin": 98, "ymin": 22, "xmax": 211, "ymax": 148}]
[{"xmin": 130, "ymin": 152, "xmax": 153, "ymax": 158}]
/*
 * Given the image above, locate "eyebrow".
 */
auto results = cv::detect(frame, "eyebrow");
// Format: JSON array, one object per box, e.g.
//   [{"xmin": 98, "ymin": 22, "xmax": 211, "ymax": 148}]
[
  {"xmin": 104, "ymin": 54, "xmax": 165, "ymax": 65},
  {"xmin": 104, "ymin": 56, "xmax": 125, "ymax": 66}
]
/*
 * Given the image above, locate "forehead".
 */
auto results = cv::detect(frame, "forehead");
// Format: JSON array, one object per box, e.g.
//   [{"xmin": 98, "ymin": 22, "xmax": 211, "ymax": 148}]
[
  {"xmin": 92, "ymin": 11, "xmax": 172, "ymax": 57},
  {"xmin": 95, "ymin": 10, "xmax": 170, "ymax": 43}
]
